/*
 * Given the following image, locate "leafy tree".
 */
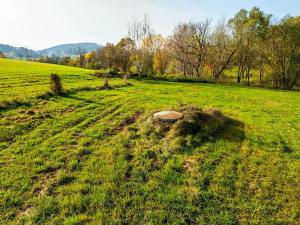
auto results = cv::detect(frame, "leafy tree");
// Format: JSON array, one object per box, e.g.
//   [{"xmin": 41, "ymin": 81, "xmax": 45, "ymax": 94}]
[
  {"xmin": 229, "ymin": 7, "xmax": 271, "ymax": 85},
  {"xmin": 115, "ymin": 37, "xmax": 135, "ymax": 82},
  {"xmin": 153, "ymin": 49, "xmax": 171, "ymax": 75},
  {"xmin": 72, "ymin": 47, "xmax": 87, "ymax": 68},
  {"xmin": 99, "ymin": 43, "xmax": 117, "ymax": 70},
  {"xmin": 266, "ymin": 16, "xmax": 300, "ymax": 89},
  {"xmin": 128, "ymin": 15, "xmax": 154, "ymax": 75}
]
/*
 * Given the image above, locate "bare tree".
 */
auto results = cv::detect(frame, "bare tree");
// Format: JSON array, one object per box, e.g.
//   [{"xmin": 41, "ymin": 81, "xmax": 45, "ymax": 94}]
[
  {"xmin": 208, "ymin": 19, "xmax": 239, "ymax": 79},
  {"xmin": 171, "ymin": 23, "xmax": 191, "ymax": 77},
  {"xmin": 128, "ymin": 15, "xmax": 153, "ymax": 49},
  {"xmin": 189, "ymin": 19, "xmax": 212, "ymax": 77},
  {"xmin": 128, "ymin": 15, "xmax": 155, "ymax": 74},
  {"xmin": 171, "ymin": 20, "xmax": 211, "ymax": 78},
  {"xmin": 72, "ymin": 47, "xmax": 87, "ymax": 68}
]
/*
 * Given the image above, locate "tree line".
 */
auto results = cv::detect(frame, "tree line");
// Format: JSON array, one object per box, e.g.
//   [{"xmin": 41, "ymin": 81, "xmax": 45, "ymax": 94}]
[{"xmin": 36, "ymin": 7, "xmax": 300, "ymax": 89}]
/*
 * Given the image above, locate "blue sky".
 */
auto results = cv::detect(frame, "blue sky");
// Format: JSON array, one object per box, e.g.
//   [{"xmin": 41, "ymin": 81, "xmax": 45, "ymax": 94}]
[{"xmin": 0, "ymin": 0, "xmax": 299, "ymax": 49}]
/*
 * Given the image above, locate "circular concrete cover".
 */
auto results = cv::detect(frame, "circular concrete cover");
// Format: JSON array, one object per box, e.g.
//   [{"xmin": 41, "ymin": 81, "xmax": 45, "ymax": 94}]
[{"xmin": 154, "ymin": 111, "xmax": 183, "ymax": 122}]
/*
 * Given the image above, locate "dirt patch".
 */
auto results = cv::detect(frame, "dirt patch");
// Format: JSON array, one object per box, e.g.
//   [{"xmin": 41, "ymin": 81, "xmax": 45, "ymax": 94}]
[
  {"xmin": 33, "ymin": 172, "xmax": 57, "ymax": 196},
  {"xmin": 120, "ymin": 111, "xmax": 143, "ymax": 128},
  {"xmin": 17, "ymin": 205, "xmax": 34, "ymax": 219},
  {"xmin": 26, "ymin": 110, "xmax": 36, "ymax": 115},
  {"xmin": 106, "ymin": 110, "xmax": 143, "ymax": 136},
  {"xmin": 183, "ymin": 158, "xmax": 198, "ymax": 173}
]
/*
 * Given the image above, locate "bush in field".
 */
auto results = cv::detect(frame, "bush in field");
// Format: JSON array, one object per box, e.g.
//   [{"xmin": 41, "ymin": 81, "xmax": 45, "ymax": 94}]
[
  {"xmin": 50, "ymin": 73, "xmax": 63, "ymax": 95},
  {"xmin": 103, "ymin": 75, "xmax": 110, "ymax": 89}
]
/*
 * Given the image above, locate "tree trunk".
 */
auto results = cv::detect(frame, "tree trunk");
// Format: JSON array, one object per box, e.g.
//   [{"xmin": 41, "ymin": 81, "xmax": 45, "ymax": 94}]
[
  {"xmin": 259, "ymin": 65, "xmax": 264, "ymax": 86},
  {"xmin": 237, "ymin": 66, "xmax": 241, "ymax": 83},
  {"xmin": 124, "ymin": 74, "xmax": 128, "ymax": 84},
  {"xmin": 246, "ymin": 65, "xmax": 251, "ymax": 86}
]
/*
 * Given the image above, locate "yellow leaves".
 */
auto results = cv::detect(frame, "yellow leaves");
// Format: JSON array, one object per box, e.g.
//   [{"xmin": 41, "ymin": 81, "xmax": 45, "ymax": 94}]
[{"xmin": 153, "ymin": 50, "xmax": 163, "ymax": 73}]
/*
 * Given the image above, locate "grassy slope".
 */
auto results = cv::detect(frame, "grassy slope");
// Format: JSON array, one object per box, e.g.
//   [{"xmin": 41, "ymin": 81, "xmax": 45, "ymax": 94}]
[
  {"xmin": 0, "ymin": 58, "xmax": 121, "ymax": 103},
  {"xmin": 0, "ymin": 59, "xmax": 299, "ymax": 224}
]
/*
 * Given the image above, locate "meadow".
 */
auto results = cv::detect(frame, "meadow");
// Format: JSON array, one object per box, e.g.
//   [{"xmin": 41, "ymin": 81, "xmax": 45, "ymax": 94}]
[{"xmin": 0, "ymin": 58, "xmax": 299, "ymax": 224}]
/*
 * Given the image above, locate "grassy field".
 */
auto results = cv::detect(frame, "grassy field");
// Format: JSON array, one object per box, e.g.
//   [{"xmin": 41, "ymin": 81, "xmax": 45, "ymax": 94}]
[
  {"xmin": 0, "ymin": 58, "xmax": 123, "ymax": 104},
  {"xmin": 0, "ymin": 58, "xmax": 299, "ymax": 224}
]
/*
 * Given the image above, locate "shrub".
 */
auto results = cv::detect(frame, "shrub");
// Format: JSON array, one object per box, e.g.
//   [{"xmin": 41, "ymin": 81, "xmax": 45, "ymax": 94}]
[
  {"xmin": 50, "ymin": 73, "xmax": 63, "ymax": 95},
  {"xmin": 103, "ymin": 76, "xmax": 110, "ymax": 89},
  {"xmin": 107, "ymin": 69, "xmax": 119, "ymax": 77},
  {"xmin": 93, "ymin": 72, "xmax": 106, "ymax": 78}
]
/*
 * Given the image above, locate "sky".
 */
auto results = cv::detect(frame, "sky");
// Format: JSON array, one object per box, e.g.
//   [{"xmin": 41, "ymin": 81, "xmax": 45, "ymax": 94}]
[{"xmin": 0, "ymin": 0, "xmax": 299, "ymax": 50}]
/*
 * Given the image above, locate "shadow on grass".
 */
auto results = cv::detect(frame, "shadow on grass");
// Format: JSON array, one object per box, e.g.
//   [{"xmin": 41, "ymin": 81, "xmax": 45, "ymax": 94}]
[
  {"xmin": 37, "ymin": 83, "xmax": 130, "ymax": 100},
  {"xmin": 0, "ymin": 83, "xmax": 132, "ymax": 112},
  {"xmin": 61, "ymin": 94, "xmax": 97, "ymax": 104},
  {"xmin": 177, "ymin": 116, "xmax": 245, "ymax": 153},
  {"xmin": 217, "ymin": 116, "xmax": 245, "ymax": 143},
  {"xmin": 0, "ymin": 100, "xmax": 31, "ymax": 112}
]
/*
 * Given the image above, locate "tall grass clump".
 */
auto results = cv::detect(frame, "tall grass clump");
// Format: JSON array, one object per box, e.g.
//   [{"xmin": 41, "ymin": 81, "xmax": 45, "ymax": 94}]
[
  {"xmin": 50, "ymin": 73, "xmax": 63, "ymax": 95},
  {"xmin": 103, "ymin": 75, "xmax": 110, "ymax": 89}
]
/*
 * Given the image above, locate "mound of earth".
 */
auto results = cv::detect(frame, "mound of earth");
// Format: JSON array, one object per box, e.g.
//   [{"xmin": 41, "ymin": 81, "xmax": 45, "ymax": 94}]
[{"xmin": 146, "ymin": 105, "xmax": 225, "ymax": 144}]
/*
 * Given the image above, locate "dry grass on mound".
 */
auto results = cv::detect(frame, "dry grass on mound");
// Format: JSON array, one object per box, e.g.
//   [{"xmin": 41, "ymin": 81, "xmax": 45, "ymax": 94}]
[{"xmin": 145, "ymin": 105, "xmax": 225, "ymax": 145}]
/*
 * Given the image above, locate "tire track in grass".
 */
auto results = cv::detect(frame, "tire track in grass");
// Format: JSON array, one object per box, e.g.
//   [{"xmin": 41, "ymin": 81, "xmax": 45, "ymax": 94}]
[
  {"xmin": 51, "ymin": 104, "xmax": 144, "ymax": 222},
  {"xmin": 0, "ymin": 83, "xmax": 127, "ymax": 148},
  {"xmin": 13, "ymin": 98, "xmax": 142, "ymax": 222},
  {"xmin": 2, "ymin": 96, "xmax": 125, "ymax": 221},
  {"xmin": 0, "ymin": 96, "xmax": 102, "ymax": 151},
  {"xmin": 62, "ymin": 100, "xmax": 143, "ymax": 177},
  {"xmin": 191, "ymin": 128, "xmax": 245, "ymax": 223},
  {"xmin": 18, "ymin": 99, "xmax": 123, "ymax": 176},
  {"xmin": 23, "ymin": 103, "xmax": 143, "ymax": 223},
  {"xmin": 5, "ymin": 95, "xmax": 141, "ymax": 223},
  {"xmin": 14, "ymin": 105, "xmax": 126, "ymax": 222},
  {"xmin": 3, "ymin": 96, "xmax": 121, "ymax": 155}
]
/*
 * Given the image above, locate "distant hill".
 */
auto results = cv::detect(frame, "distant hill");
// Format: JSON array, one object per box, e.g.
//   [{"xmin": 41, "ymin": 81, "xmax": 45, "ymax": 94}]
[
  {"xmin": 0, "ymin": 43, "xmax": 102, "ymax": 59},
  {"xmin": 38, "ymin": 43, "xmax": 102, "ymax": 57},
  {"xmin": 0, "ymin": 44, "xmax": 38, "ymax": 59}
]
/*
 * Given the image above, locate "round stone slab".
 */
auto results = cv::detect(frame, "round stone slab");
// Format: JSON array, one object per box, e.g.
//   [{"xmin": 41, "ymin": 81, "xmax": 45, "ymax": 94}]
[{"xmin": 154, "ymin": 111, "xmax": 183, "ymax": 122}]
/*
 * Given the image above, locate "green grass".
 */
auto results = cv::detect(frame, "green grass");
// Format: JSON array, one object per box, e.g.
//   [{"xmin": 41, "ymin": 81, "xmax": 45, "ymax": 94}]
[
  {"xmin": 0, "ymin": 58, "xmax": 299, "ymax": 224},
  {"xmin": 0, "ymin": 58, "xmax": 122, "ymax": 104}
]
